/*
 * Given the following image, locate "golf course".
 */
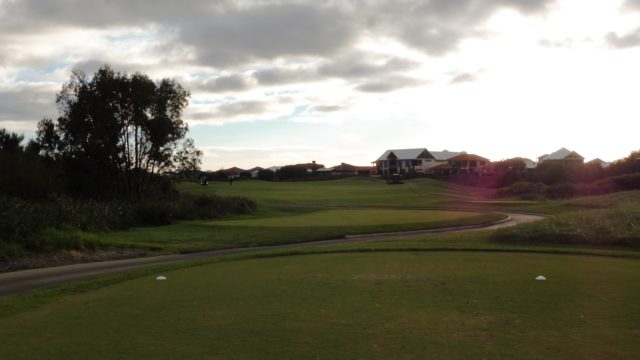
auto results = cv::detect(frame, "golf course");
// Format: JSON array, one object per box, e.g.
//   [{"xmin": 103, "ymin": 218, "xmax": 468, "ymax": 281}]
[{"xmin": 1, "ymin": 178, "xmax": 640, "ymax": 359}]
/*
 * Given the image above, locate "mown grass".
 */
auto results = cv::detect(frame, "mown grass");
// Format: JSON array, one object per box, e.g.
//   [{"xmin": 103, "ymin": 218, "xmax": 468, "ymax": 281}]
[
  {"xmin": 2, "ymin": 251, "xmax": 639, "ymax": 359},
  {"xmin": 492, "ymin": 191, "xmax": 640, "ymax": 247},
  {"xmin": 179, "ymin": 177, "xmax": 492, "ymax": 209},
  {"xmin": 98, "ymin": 209, "xmax": 505, "ymax": 252}
]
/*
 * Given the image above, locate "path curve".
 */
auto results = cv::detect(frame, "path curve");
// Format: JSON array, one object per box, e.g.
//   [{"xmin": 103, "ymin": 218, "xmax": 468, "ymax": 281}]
[{"xmin": 0, "ymin": 212, "xmax": 544, "ymax": 298}]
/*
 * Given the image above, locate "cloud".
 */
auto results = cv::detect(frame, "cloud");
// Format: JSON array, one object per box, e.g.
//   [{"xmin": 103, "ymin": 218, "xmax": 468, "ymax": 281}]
[
  {"xmin": 450, "ymin": 72, "xmax": 477, "ymax": 84},
  {"xmin": 0, "ymin": 85, "xmax": 58, "ymax": 123},
  {"xmin": 313, "ymin": 105, "xmax": 346, "ymax": 113},
  {"xmin": 362, "ymin": 0, "xmax": 555, "ymax": 55},
  {"xmin": 0, "ymin": 0, "xmax": 555, "ymax": 69},
  {"xmin": 624, "ymin": 0, "xmax": 640, "ymax": 10},
  {"xmin": 189, "ymin": 100, "xmax": 271, "ymax": 122},
  {"xmin": 253, "ymin": 67, "xmax": 318, "ymax": 86},
  {"xmin": 356, "ymin": 76, "xmax": 425, "ymax": 93},
  {"xmin": 194, "ymin": 74, "xmax": 256, "ymax": 92},
  {"xmin": 605, "ymin": 28, "xmax": 640, "ymax": 49},
  {"xmin": 319, "ymin": 53, "xmax": 419, "ymax": 79},
  {"xmin": 181, "ymin": 4, "xmax": 357, "ymax": 66}
]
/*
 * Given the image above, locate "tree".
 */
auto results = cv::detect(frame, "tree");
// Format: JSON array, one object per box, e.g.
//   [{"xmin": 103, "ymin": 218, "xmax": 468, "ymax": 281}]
[
  {"xmin": 37, "ymin": 65, "xmax": 193, "ymax": 198},
  {"xmin": 0, "ymin": 128, "xmax": 62, "ymax": 198},
  {"xmin": 172, "ymin": 138, "xmax": 203, "ymax": 178},
  {"xmin": 0, "ymin": 129, "xmax": 24, "ymax": 153}
]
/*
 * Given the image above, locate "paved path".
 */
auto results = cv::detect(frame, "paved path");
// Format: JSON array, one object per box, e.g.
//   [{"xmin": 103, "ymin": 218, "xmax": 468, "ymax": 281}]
[{"xmin": 0, "ymin": 212, "xmax": 544, "ymax": 298}]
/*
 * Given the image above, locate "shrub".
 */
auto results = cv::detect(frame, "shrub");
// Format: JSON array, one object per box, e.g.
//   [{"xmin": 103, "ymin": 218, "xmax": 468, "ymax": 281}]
[
  {"xmin": 0, "ymin": 194, "xmax": 257, "ymax": 256},
  {"xmin": 543, "ymin": 183, "xmax": 576, "ymax": 199},
  {"xmin": 257, "ymin": 169, "xmax": 275, "ymax": 181},
  {"xmin": 495, "ymin": 181, "xmax": 544, "ymax": 197}
]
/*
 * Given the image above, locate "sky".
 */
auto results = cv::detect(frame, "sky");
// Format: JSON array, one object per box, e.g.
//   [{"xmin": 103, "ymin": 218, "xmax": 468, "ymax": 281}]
[{"xmin": 1, "ymin": 0, "xmax": 639, "ymax": 170}]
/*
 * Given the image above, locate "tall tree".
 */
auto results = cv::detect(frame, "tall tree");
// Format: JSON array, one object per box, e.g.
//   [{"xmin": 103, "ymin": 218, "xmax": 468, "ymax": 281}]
[{"xmin": 38, "ymin": 65, "xmax": 192, "ymax": 198}]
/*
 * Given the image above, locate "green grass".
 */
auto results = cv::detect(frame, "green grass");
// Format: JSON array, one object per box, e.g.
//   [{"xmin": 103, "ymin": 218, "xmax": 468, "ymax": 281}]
[
  {"xmin": 179, "ymin": 177, "xmax": 493, "ymax": 209},
  {"xmin": 99, "ymin": 209, "xmax": 505, "ymax": 252},
  {"xmin": 2, "ymin": 251, "xmax": 639, "ymax": 359}
]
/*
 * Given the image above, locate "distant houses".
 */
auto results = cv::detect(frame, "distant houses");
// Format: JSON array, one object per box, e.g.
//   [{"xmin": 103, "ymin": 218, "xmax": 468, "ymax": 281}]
[
  {"xmin": 538, "ymin": 147, "xmax": 584, "ymax": 165},
  {"xmin": 373, "ymin": 148, "xmax": 491, "ymax": 175},
  {"xmin": 319, "ymin": 163, "xmax": 374, "ymax": 176},
  {"xmin": 374, "ymin": 148, "xmax": 442, "ymax": 175},
  {"xmin": 209, "ymin": 146, "xmax": 608, "ymax": 181}
]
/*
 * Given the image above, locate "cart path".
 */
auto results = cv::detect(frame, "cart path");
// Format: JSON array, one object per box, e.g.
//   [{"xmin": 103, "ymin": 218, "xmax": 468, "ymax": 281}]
[{"xmin": 0, "ymin": 212, "xmax": 543, "ymax": 298}]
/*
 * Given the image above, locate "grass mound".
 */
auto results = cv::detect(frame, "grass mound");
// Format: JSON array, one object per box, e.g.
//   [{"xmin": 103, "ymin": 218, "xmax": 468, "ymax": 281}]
[{"xmin": 491, "ymin": 191, "xmax": 640, "ymax": 247}]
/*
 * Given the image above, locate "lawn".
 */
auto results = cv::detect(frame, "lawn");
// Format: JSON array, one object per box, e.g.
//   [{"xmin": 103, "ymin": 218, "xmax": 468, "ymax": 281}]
[
  {"xmin": 2, "ymin": 251, "xmax": 639, "ymax": 359},
  {"xmin": 179, "ymin": 177, "xmax": 494, "ymax": 209},
  {"xmin": 99, "ymin": 209, "xmax": 506, "ymax": 252}
]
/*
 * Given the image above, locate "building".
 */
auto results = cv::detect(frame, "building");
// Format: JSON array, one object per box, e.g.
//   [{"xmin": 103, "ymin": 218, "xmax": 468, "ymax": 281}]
[
  {"xmin": 430, "ymin": 153, "xmax": 491, "ymax": 175},
  {"xmin": 247, "ymin": 167, "xmax": 264, "ymax": 178},
  {"xmin": 332, "ymin": 163, "xmax": 373, "ymax": 176},
  {"xmin": 448, "ymin": 154, "xmax": 491, "ymax": 174},
  {"xmin": 374, "ymin": 148, "xmax": 473, "ymax": 175},
  {"xmin": 538, "ymin": 148, "xmax": 584, "ymax": 165},
  {"xmin": 374, "ymin": 148, "xmax": 435, "ymax": 175},
  {"xmin": 425, "ymin": 150, "xmax": 466, "ymax": 171},
  {"xmin": 586, "ymin": 158, "xmax": 611, "ymax": 168}
]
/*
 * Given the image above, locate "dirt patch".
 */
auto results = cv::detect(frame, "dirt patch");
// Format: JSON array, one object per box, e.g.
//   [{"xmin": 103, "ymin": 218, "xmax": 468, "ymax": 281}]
[{"xmin": 0, "ymin": 248, "xmax": 151, "ymax": 273}]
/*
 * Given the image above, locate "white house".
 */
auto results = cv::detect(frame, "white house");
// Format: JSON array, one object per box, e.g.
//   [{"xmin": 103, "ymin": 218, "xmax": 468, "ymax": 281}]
[{"xmin": 374, "ymin": 148, "xmax": 469, "ymax": 175}]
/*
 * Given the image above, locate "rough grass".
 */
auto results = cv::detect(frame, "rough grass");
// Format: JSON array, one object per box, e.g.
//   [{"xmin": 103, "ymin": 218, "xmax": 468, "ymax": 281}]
[
  {"xmin": 1, "ymin": 251, "xmax": 639, "ymax": 359},
  {"xmin": 491, "ymin": 191, "xmax": 640, "ymax": 247}
]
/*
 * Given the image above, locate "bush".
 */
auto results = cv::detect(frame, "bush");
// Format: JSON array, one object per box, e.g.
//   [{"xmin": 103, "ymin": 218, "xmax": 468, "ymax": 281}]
[
  {"xmin": 0, "ymin": 194, "xmax": 257, "ymax": 256},
  {"xmin": 495, "ymin": 181, "xmax": 544, "ymax": 197},
  {"xmin": 257, "ymin": 169, "xmax": 275, "ymax": 181},
  {"xmin": 543, "ymin": 183, "xmax": 576, "ymax": 199}
]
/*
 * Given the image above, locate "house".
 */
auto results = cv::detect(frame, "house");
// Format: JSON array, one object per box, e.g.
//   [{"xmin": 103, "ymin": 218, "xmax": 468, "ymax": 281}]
[
  {"xmin": 374, "ymin": 148, "xmax": 435, "ymax": 175},
  {"xmin": 293, "ymin": 161, "xmax": 324, "ymax": 172},
  {"xmin": 522, "ymin": 158, "xmax": 537, "ymax": 170},
  {"xmin": 586, "ymin": 158, "xmax": 611, "ymax": 169},
  {"xmin": 374, "ymin": 148, "xmax": 475, "ymax": 175},
  {"xmin": 538, "ymin": 148, "xmax": 584, "ymax": 165},
  {"xmin": 425, "ymin": 150, "xmax": 466, "ymax": 171},
  {"xmin": 247, "ymin": 166, "xmax": 264, "ymax": 178},
  {"xmin": 332, "ymin": 163, "xmax": 373, "ymax": 176},
  {"xmin": 430, "ymin": 153, "xmax": 491, "ymax": 175},
  {"xmin": 221, "ymin": 167, "xmax": 245, "ymax": 178},
  {"xmin": 448, "ymin": 154, "xmax": 491, "ymax": 174}
]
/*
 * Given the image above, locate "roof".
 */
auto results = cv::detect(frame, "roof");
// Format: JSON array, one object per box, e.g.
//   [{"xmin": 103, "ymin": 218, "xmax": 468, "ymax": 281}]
[
  {"xmin": 376, "ymin": 148, "xmax": 433, "ymax": 161},
  {"xmin": 587, "ymin": 158, "xmax": 611, "ymax": 168},
  {"xmin": 522, "ymin": 158, "xmax": 537, "ymax": 169},
  {"xmin": 332, "ymin": 163, "xmax": 373, "ymax": 172},
  {"xmin": 539, "ymin": 148, "xmax": 584, "ymax": 161},
  {"xmin": 430, "ymin": 150, "xmax": 466, "ymax": 161},
  {"xmin": 223, "ymin": 167, "xmax": 245, "ymax": 174},
  {"xmin": 448, "ymin": 153, "xmax": 490, "ymax": 162}
]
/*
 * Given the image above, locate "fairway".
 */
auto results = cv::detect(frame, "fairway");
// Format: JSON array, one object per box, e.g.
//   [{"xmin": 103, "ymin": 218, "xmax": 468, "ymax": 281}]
[
  {"xmin": 2, "ymin": 252, "xmax": 639, "ymax": 359},
  {"xmin": 100, "ymin": 209, "xmax": 505, "ymax": 252},
  {"xmin": 179, "ymin": 177, "xmax": 492, "ymax": 209},
  {"xmin": 212, "ymin": 208, "xmax": 491, "ymax": 227}
]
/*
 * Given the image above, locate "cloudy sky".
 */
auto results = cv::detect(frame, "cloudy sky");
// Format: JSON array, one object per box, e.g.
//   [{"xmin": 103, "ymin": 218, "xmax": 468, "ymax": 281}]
[{"xmin": 1, "ymin": 0, "xmax": 639, "ymax": 170}]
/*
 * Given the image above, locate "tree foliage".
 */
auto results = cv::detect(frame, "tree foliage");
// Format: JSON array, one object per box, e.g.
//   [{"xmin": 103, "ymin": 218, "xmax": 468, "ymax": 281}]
[{"xmin": 36, "ymin": 65, "xmax": 198, "ymax": 198}]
